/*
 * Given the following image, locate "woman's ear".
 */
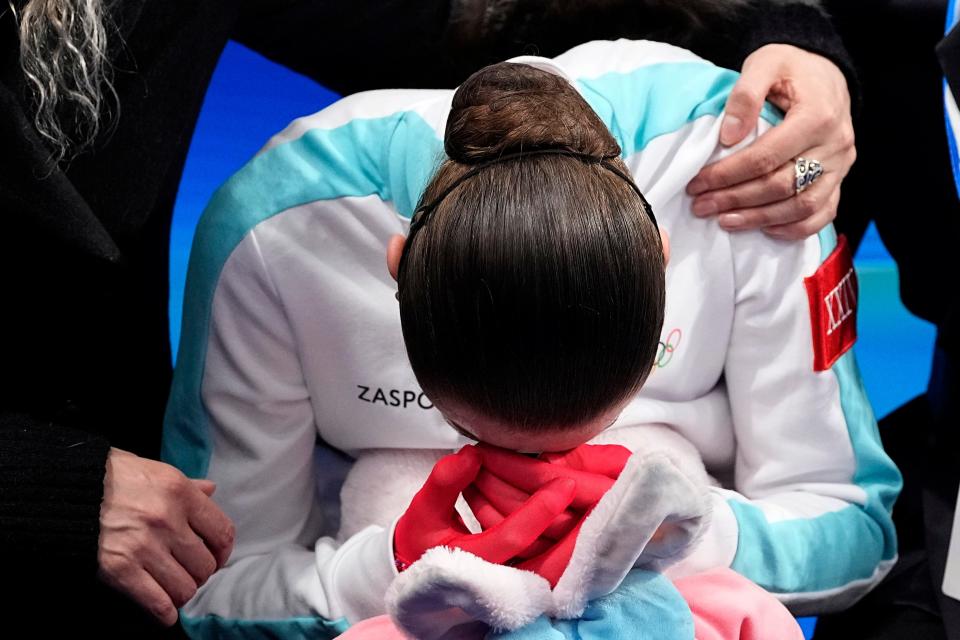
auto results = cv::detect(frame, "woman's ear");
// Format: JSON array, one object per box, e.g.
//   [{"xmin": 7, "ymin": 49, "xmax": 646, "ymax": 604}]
[
  {"xmin": 659, "ymin": 228, "xmax": 671, "ymax": 266},
  {"xmin": 387, "ymin": 234, "xmax": 406, "ymax": 282}
]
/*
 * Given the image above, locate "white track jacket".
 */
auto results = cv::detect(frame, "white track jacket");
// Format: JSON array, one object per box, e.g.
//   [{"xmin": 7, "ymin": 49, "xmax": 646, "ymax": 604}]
[{"xmin": 162, "ymin": 39, "xmax": 901, "ymax": 639}]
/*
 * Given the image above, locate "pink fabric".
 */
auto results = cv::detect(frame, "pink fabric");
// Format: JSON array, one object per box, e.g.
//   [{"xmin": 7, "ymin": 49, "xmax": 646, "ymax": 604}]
[
  {"xmin": 337, "ymin": 615, "xmax": 407, "ymax": 639},
  {"xmin": 337, "ymin": 568, "xmax": 804, "ymax": 640},
  {"xmin": 674, "ymin": 568, "xmax": 804, "ymax": 640}
]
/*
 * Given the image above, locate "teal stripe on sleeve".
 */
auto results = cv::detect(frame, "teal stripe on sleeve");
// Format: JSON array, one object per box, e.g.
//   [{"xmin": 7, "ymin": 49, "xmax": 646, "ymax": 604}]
[
  {"xmin": 728, "ymin": 227, "xmax": 901, "ymax": 594},
  {"xmin": 180, "ymin": 614, "xmax": 349, "ymax": 640},
  {"xmin": 577, "ymin": 62, "xmax": 783, "ymax": 157}
]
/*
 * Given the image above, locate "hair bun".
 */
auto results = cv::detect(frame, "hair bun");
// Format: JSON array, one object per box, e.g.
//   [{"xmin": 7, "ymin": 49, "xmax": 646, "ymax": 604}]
[{"xmin": 444, "ymin": 62, "xmax": 621, "ymax": 164}]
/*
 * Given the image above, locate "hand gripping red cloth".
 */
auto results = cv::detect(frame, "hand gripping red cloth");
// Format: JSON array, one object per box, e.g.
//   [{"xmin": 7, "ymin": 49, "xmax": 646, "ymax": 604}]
[
  {"xmin": 393, "ymin": 445, "xmax": 576, "ymax": 572},
  {"xmin": 464, "ymin": 443, "xmax": 635, "ymax": 586}
]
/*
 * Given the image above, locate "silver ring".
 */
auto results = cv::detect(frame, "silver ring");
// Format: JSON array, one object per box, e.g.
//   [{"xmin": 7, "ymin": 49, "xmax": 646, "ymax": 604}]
[{"xmin": 795, "ymin": 157, "xmax": 823, "ymax": 195}]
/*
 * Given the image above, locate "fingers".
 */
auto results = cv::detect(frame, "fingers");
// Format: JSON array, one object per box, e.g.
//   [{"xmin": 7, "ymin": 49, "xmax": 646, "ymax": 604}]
[
  {"xmin": 690, "ymin": 127, "xmax": 850, "ymax": 230},
  {"xmin": 720, "ymin": 55, "xmax": 779, "ymax": 147},
  {"xmin": 538, "ymin": 451, "xmax": 571, "ymax": 468},
  {"xmin": 461, "ymin": 485, "xmax": 562, "ymax": 559},
  {"xmin": 103, "ymin": 565, "xmax": 180, "ymax": 626},
  {"xmin": 539, "ymin": 445, "xmax": 631, "ymax": 479},
  {"xmin": 468, "ymin": 471, "xmax": 579, "ymax": 540},
  {"xmin": 475, "ymin": 445, "xmax": 557, "ymax": 493},
  {"xmin": 458, "ymin": 477, "xmax": 575, "ymax": 564},
  {"xmin": 514, "ymin": 536, "xmax": 559, "ymax": 561},
  {"xmin": 143, "ymin": 549, "xmax": 200, "ymax": 610},
  {"xmin": 98, "ymin": 453, "xmax": 226, "ymax": 624},
  {"xmin": 472, "ymin": 470, "xmax": 531, "ymax": 514},
  {"xmin": 689, "ymin": 110, "xmax": 817, "ymax": 196},
  {"xmin": 462, "ymin": 485, "xmax": 505, "ymax": 531},
  {"xmin": 191, "ymin": 479, "xmax": 217, "ymax": 497},
  {"xmin": 478, "ymin": 444, "xmax": 612, "ymax": 509},
  {"xmin": 516, "ymin": 515, "xmax": 587, "ymax": 588},
  {"xmin": 406, "ymin": 446, "xmax": 482, "ymax": 528},
  {"xmin": 685, "ymin": 43, "xmax": 854, "ymax": 239},
  {"xmin": 763, "ymin": 185, "xmax": 841, "ymax": 241},
  {"xmin": 693, "ymin": 44, "xmax": 853, "ymax": 195},
  {"xmin": 715, "ymin": 173, "xmax": 840, "ymax": 233},
  {"xmin": 689, "ymin": 135, "xmax": 843, "ymax": 236},
  {"xmin": 691, "ymin": 161, "xmax": 795, "ymax": 218},
  {"xmin": 171, "ymin": 531, "xmax": 220, "ymax": 587},
  {"xmin": 186, "ymin": 486, "xmax": 236, "ymax": 568}
]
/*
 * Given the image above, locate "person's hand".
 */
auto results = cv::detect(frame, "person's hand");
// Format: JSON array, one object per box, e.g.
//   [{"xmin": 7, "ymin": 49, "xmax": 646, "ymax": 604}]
[
  {"xmin": 543, "ymin": 445, "xmax": 670, "ymax": 552},
  {"xmin": 97, "ymin": 448, "xmax": 236, "ymax": 626},
  {"xmin": 474, "ymin": 444, "xmax": 709, "ymax": 617},
  {"xmin": 539, "ymin": 443, "xmax": 632, "ymax": 477},
  {"xmin": 393, "ymin": 445, "xmax": 576, "ymax": 571},
  {"xmin": 484, "ymin": 444, "xmax": 673, "ymax": 555},
  {"xmin": 463, "ymin": 467, "xmax": 585, "ymax": 586},
  {"xmin": 466, "ymin": 444, "xmax": 632, "ymax": 586},
  {"xmin": 687, "ymin": 44, "xmax": 855, "ymax": 239},
  {"xmin": 473, "ymin": 444, "xmax": 626, "ymax": 509}
]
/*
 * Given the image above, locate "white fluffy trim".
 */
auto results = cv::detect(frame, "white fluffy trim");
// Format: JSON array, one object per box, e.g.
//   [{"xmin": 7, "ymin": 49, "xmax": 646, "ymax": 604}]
[
  {"xmin": 387, "ymin": 546, "xmax": 552, "ymax": 639},
  {"xmin": 550, "ymin": 453, "xmax": 710, "ymax": 619}
]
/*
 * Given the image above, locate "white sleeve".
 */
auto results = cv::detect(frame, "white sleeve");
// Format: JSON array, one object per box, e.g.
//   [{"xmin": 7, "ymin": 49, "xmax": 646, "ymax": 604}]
[
  {"xmin": 667, "ymin": 224, "xmax": 901, "ymax": 615},
  {"xmin": 568, "ymin": 49, "xmax": 899, "ymax": 613},
  {"xmin": 174, "ymin": 229, "xmax": 397, "ymax": 637}
]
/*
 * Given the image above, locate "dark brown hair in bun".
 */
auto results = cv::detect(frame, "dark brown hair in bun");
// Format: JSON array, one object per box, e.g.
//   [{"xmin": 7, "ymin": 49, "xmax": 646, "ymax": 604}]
[
  {"xmin": 398, "ymin": 62, "xmax": 665, "ymax": 433},
  {"xmin": 443, "ymin": 62, "xmax": 621, "ymax": 163}
]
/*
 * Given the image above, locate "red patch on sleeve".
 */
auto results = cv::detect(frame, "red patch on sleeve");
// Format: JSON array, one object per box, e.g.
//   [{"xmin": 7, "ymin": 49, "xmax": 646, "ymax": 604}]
[{"xmin": 804, "ymin": 234, "xmax": 858, "ymax": 372}]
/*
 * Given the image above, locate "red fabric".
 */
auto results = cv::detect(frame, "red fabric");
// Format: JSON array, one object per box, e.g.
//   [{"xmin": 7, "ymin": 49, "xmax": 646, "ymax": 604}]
[
  {"xmin": 468, "ymin": 444, "xmax": 632, "ymax": 585},
  {"xmin": 393, "ymin": 445, "xmax": 576, "ymax": 571},
  {"xmin": 476, "ymin": 444, "xmax": 623, "ymax": 510},
  {"xmin": 337, "ymin": 615, "xmax": 407, "ymax": 639},
  {"xmin": 804, "ymin": 234, "xmax": 858, "ymax": 371}
]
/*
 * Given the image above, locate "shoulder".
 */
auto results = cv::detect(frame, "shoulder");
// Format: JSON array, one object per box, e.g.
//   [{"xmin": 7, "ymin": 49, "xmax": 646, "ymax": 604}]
[
  {"xmin": 191, "ymin": 88, "xmax": 451, "ymax": 276},
  {"xmin": 551, "ymin": 39, "xmax": 782, "ymax": 159}
]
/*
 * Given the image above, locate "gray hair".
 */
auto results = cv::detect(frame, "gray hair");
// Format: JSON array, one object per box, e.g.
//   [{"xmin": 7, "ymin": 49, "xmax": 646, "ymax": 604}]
[{"xmin": 11, "ymin": 0, "xmax": 117, "ymax": 167}]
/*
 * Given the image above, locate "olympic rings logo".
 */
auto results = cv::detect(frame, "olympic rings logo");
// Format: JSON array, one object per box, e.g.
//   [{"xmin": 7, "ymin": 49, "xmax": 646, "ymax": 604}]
[{"xmin": 655, "ymin": 328, "xmax": 682, "ymax": 368}]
